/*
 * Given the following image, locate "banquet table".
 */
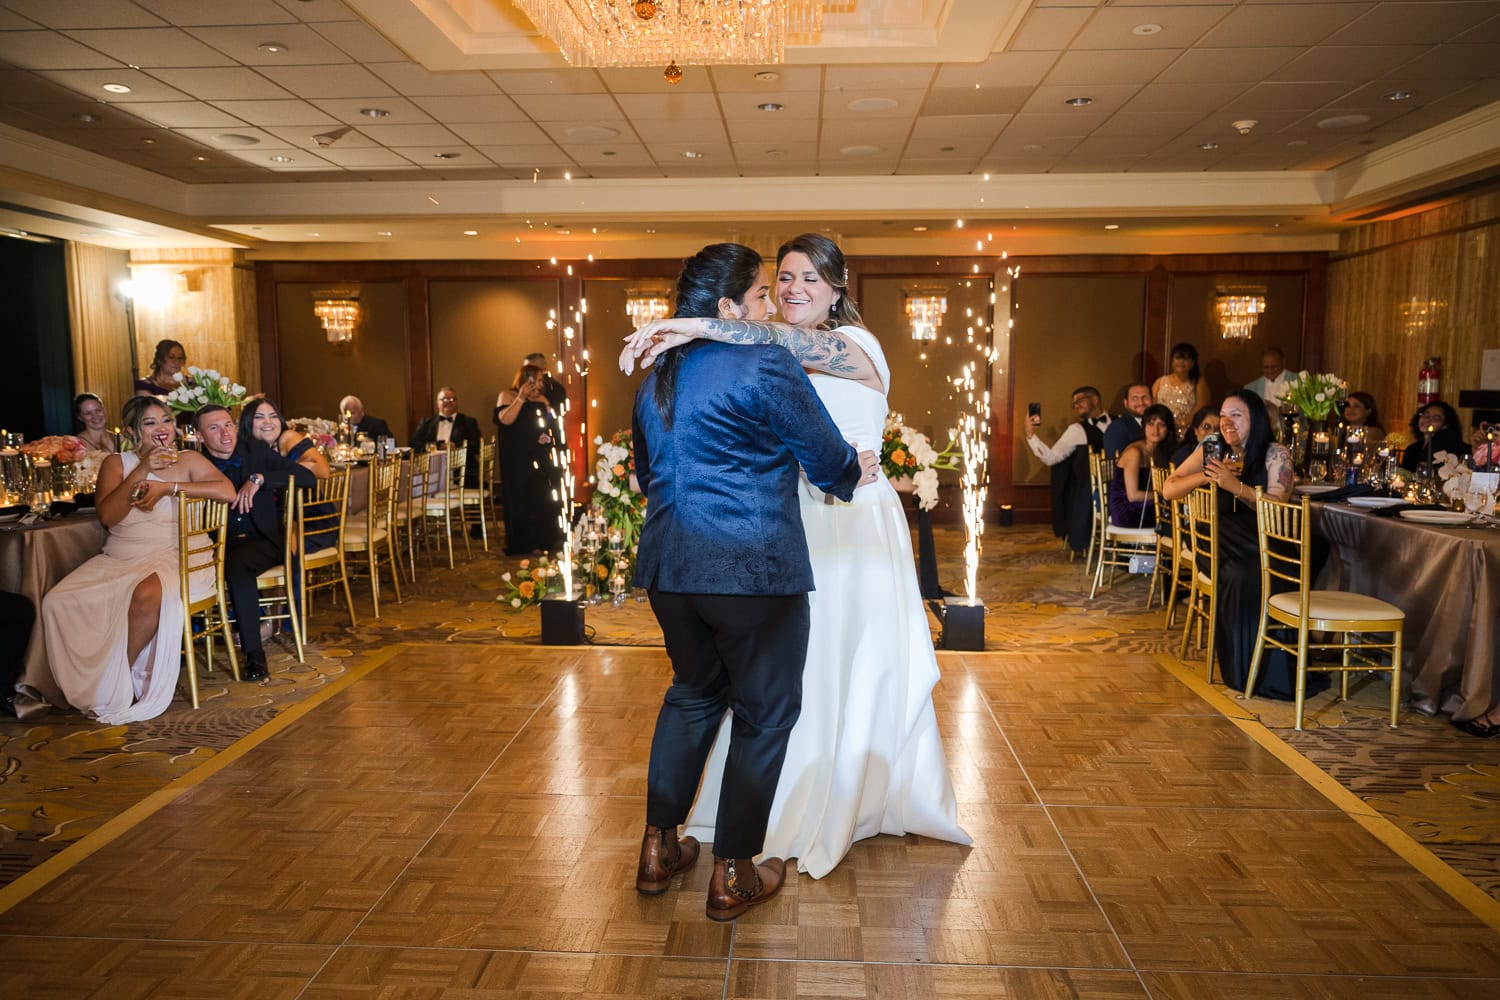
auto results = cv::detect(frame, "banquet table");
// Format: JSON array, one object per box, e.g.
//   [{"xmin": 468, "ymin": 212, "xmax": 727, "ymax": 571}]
[
  {"xmin": 340, "ymin": 450, "xmax": 446, "ymax": 517},
  {"xmin": 1312, "ymin": 504, "xmax": 1500, "ymax": 722},
  {"xmin": 0, "ymin": 512, "xmax": 108, "ymax": 719}
]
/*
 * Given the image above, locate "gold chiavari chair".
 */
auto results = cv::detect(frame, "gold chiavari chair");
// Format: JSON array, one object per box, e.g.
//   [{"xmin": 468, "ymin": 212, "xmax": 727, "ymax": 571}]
[
  {"xmin": 177, "ymin": 496, "xmax": 238, "ymax": 708},
  {"xmin": 1155, "ymin": 466, "xmax": 1195, "ymax": 627},
  {"xmin": 1083, "ymin": 449, "xmax": 1107, "ymax": 577},
  {"xmin": 423, "ymin": 442, "xmax": 469, "ymax": 567},
  {"xmin": 460, "ymin": 437, "xmax": 498, "ymax": 552},
  {"xmin": 1089, "ymin": 453, "xmax": 1160, "ymax": 600},
  {"xmin": 1179, "ymin": 485, "xmax": 1220, "ymax": 682},
  {"xmin": 1247, "ymin": 490, "xmax": 1404, "ymax": 730},
  {"xmin": 343, "ymin": 454, "xmax": 402, "ymax": 617},
  {"xmin": 393, "ymin": 449, "xmax": 431, "ymax": 580},
  {"xmin": 255, "ymin": 467, "xmax": 354, "ymax": 662}
]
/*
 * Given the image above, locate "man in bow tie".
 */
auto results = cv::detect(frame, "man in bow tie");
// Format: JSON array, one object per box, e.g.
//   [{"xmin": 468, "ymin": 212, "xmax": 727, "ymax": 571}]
[
  {"xmin": 1025, "ymin": 386, "xmax": 1109, "ymax": 554},
  {"xmin": 411, "ymin": 386, "xmax": 483, "ymax": 487}
]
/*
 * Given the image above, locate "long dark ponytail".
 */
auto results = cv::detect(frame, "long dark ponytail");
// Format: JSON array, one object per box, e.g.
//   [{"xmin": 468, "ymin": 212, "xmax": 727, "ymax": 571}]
[{"xmin": 653, "ymin": 242, "xmax": 764, "ymax": 428}]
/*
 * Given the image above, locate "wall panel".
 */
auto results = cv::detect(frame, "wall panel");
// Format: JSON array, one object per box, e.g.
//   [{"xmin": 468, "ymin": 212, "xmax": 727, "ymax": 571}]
[
  {"xmin": 64, "ymin": 242, "xmax": 133, "ymax": 423},
  {"xmin": 428, "ymin": 279, "xmax": 560, "ymax": 434},
  {"xmin": 275, "ymin": 282, "xmax": 408, "ymax": 435}
]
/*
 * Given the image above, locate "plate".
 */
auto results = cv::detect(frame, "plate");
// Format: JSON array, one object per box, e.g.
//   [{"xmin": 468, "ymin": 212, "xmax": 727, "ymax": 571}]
[
  {"xmin": 1295, "ymin": 484, "xmax": 1339, "ymax": 495},
  {"xmin": 1347, "ymin": 497, "xmax": 1407, "ymax": 510},
  {"xmin": 0, "ymin": 511, "xmax": 22, "ymax": 524},
  {"xmin": 1398, "ymin": 509, "xmax": 1474, "ymax": 526}
]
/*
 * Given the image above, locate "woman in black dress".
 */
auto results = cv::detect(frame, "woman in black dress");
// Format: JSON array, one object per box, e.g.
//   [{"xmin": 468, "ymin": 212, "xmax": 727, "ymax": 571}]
[
  {"xmin": 494, "ymin": 363, "xmax": 564, "ymax": 555},
  {"xmin": 1400, "ymin": 400, "xmax": 1469, "ymax": 471},
  {"xmin": 1163, "ymin": 389, "xmax": 1329, "ymax": 700}
]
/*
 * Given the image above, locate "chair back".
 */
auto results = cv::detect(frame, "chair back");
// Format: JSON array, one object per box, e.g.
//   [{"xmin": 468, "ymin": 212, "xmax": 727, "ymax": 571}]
[
  {"xmin": 403, "ymin": 449, "xmax": 431, "ymax": 505},
  {"xmin": 1184, "ymin": 486, "xmax": 1219, "ymax": 586},
  {"xmin": 301, "ymin": 466, "xmax": 350, "ymax": 555},
  {"xmin": 1087, "ymin": 448, "xmax": 1110, "ymax": 527},
  {"xmin": 369, "ymin": 453, "xmax": 399, "ymax": 528},
  {"xmin": 477, "ymin": 437, "xmax": 496, "ymax": 490},
  {"xmin": 447, "ymin": 442, "xmax": 468, "ymax": 492},
  {"xmin": 1253, "ymin": 489, "xmax": 1313, "ymax": 616},
  {"xmin": 177, "ymin": 496, "xmax": 228, "ymax": 611}
]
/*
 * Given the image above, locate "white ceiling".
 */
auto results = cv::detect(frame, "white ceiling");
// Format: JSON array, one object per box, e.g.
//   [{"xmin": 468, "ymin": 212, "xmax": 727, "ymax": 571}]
[{"xmin": 0, "ymin": 0, "xmax": 1497, "ymax": 255}]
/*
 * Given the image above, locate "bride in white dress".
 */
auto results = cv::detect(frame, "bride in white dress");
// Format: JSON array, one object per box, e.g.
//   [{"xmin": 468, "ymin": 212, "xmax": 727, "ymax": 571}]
[
  {"xmin": 43, "ymin": 396, "xmax": 235, "ymax": 723},
  {"xmin": 624, "ymin": 234, "xmax": 970, "ymax": 877}
]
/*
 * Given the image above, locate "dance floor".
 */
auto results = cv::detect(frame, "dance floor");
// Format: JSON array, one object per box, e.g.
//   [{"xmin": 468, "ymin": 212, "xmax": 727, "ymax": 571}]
[{"xmin": 2, "ymin": 640, "xmax": 1498, "ymax": 999}]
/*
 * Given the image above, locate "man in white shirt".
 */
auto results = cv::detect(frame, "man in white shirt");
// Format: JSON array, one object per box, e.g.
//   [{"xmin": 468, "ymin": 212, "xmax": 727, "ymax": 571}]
[
  {"xmin": 1244, "ymin": 348, "xmax": 1298, "ymax": 409},
  {"xmin": 1025, "ymin": 386, "xmax": 1110, "ymax": 553},
  {"xmin": 1025, "ymin": 386, "xmax": 1110, "ymax": 465}
]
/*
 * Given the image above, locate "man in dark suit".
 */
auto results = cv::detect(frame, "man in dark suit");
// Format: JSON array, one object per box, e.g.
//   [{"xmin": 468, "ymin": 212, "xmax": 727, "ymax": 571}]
[
  {"xmin": 631, "ymin": 331, "xmax": 878, "ymax": 922},
  {"xmin": 1102, "ymin": 383, "xmax": 1153, "ymax": 459},
  {"xmin": 196, "ymin": 404, "xmax": 317, "ymax": 681},
  {"xmin": 1026, "ymin": 386, "xmax": 1109, "ymax": 554},
  {"xmin": 339, "ymin": 394, "xmax": 393, "ymax": 443},
  {"xmin": 411, "ymin": 386, "xmax": 483, "ymax": 487}
]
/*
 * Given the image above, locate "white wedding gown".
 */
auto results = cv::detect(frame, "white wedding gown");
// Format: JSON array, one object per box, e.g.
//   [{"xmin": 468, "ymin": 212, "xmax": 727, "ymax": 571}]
[
  {"xmin": 684, "ymin": 326, "xmax": 971, "ymax": 877},
  {"xmin": 42, "ymin": 452, "xmax": 201, "ymax": 724}
]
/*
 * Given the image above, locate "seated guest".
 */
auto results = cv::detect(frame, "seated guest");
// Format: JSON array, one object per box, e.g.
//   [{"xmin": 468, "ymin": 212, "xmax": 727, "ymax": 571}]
[
  {"xmin": 339, "ymin": 395, "xmax": 393, "ymax": 442},
  {"xmin": 1400, "ymin": 400, "xmax": 1469, "ymax": 470},
  {"xmin": 1171, "ymin": 405, "xmax": 1219, "ymax": 467},
  {"xmin": 0, "ymin": 590, "xmax": 35, "ymax": 718},
  {"xmin": 134, "ymin": 339, "xmax": 186, "ymax": 398},
  {"xmin": 73, "ymin": 392, "xmax": 117, "ymax": 454},
  {"xmin": 1164, "ymin": 390, "xmax": 1327, "ymax": 702},
  {"xmin": 1109, "ymin": 404, "xmax": 1175, "ymax": 529},
  {"xmin": 1152, "ymin": 342, "xmax": 1211, "ymax": 431},
  {"xmin": 197, "ymin": 404, "xmax": 318, "ymax": 681},
  {"xmin": 1025, "ymin": 386, "xmax": 1110, "ymax": 554},
  {"xmin": 1102, "ymin": 383, "xmax": 1152, "ymax": 459},
  {"xmin": 243, "ymin": 398, "xmax": 330, "ymax": 482},
  {"xmin": 1340, "ymin": 391, "xmax": 1385, "ymax": 457},
  {"xmin": 412, "ymin": 386, "xmax": 482, "ymax": 488},
  {"xmin": 41, "ymin": 397, "xmax": 235, "ymax": 723},
  {"xmin": 1244, "ymin": 347, "xmax": 1299, "ymax": 411}
]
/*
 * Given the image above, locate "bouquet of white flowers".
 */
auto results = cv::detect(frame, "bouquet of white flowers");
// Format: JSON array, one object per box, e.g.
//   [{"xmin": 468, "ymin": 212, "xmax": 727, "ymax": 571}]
[
  {"xmin": 1283, "ymin": 371, "xmax": 1347, "ymax": 421},
  {"xmin": 162, "ymin": 366, "xmax": 247, "ymax": 415}
]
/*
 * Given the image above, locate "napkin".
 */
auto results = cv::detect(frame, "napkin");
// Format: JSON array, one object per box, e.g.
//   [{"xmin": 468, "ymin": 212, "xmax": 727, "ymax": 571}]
[
  {"xmin": 1368, "ymin": 502, "xmax": 1447, "ymax": 518},
  {"xmin": 1304, "ymin": 482, "xmax": 1374, "ymax": 503}
]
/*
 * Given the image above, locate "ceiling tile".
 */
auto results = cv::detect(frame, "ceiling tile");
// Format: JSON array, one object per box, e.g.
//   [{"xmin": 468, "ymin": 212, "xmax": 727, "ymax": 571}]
[
  {"xmin": 1198, "ymin": 3, "xmax": 1371, "ymax": 48},
  {"xmin": 825, "ymin": 63, "xmax": 937, "ymax": 91},
  {"xmin": 822, "ymin": 88, "xmax": 926, "ymax": 118},
  {"xmin": 1053, "ymin": 154, "xmax": 1153, "ymax": 173},
  {"xmin": 38, "ymin": 67, "xmax": 189, "ymax": 101},
  {"xmin": 312, "ymin": 96, "xmax": 432, "ymax": 125},
  {"xmin": 818, "ymin": 120, "xmax": 915, "ymax": 148},
  {"xmin": 1154, "ymin": 47, "xmax": 1303, "ymax": 84},
  {"xmin": 312, "ymin": 19, "xmax": 405, "ymax": 62},
  {"xmin": 921, "ymin": 86, "xmax": 1031, "ymax": 116},
  {"xmin": 902, "ymin": 132, "xmax": 993, "ymax": 158},
  {"xmin": 985, "ymin": 133, "xmax": 1083, "ymax": 156},
  {"xmin": 257, "ymin": 63, "xmax": 395, "ymax": 98},
  {"xmin": 128, "ymin": 101, "xmax": 248, "ymax": 128},
  {"xmin": 720, "ymin": 117, "xmax": 818, "ymax": 143},
  {"xmin": 931, "ymin": 51, "xmax": 1060, "ymax": 89},
  {"xmin": 1020, "ymin": 83, "xmax": 1142, "ymax": 115},
  {"xmin": 185, "ymin": 24, "xmax": 351, "ymax": 65},
  {"xmin": 816, "ymin": 158, "xmax": 897, "ymax": 176},
  {"xmin": 1327, "ymin": 2, "xmax": 1494, "ymax": 45},
  {"xmin": 511, "ymin": 93, "xmax": 621, "ymax": 119},
  {"xmin": 1325, "ymin": 78, "xmax": 1470, "ymax": 109},
  {"xmin": 487, "ymin": 69, "xmax": 607, "ymax": 95},
  {"xmin": 390, "ymin": 145, "xmax": 489, "ymax": 167},
  {"xmin": 310, "ymin": 147, "xmax": 412, "ymax": 167},
  {"xmin": 261, "ymin": 124, "xmax": 376, "ymax": 149},
  {"xmin": 447, "ymin": 121, "xmax": 551, "ymax": 145},
  {"xmin": 980, "ymin": 154, "xmax": 1066, "ymax": 173},
  {"xmin": 582, "ymin": 164, "xmax": 663, "ymax": 178},
  {"xmin": 354, "ymin": 122, "xmax": 461, "ymax": 146},
  {"xmin": 645, "ymin": 140, "xmax": 731, "ymax": 162},
  {"xmin": 148, "ymin": 67, "xmax": 294, "ymax": 101},
  {"xmin": 1395, "ymin": 43, "xmax": 1500, "ymax": 78},
  {"xmin": 732, "ymin": 140, "xmax": 817, "ymax": 162},
  {"xmin": 559, "ymin": 143, "xmax": 656, "ymax": 165},
  {"xmin": 628, "ymin": 118, "xmax": 727, "ymax": 144},
  {"xmin": 0, "ymin": 31, "xmax": 122, "ymax": 69},
  {"xmin": 471, "ymin": 144, "xmax": 573, "ymax": 167},
  {"xmin": 221, "ymin": 146, "xmax": 339, "ymax": 171},
  {"xmin": 1125, "ymin": 82, "xmax": 1253, "ymax": 112},
  {"xmin": 1010, "ymin": 7, "xmax": 1091, "ymax": 50},
  {"xmin": 1043, "ymin": 48, "xmax": 1181, "ymax": 85},
  {"xmin": 1090, "ymin": 110, "xmax": 1203, "ymax": 137},
  {"xmin": 909, "ymin": 114, "xmax": 1012, "ymax": 142},
  {"xmin": 410, "ymin": 94, "xmax": 527, "ymax": 123},
  {"xmin": 1071, "ymin": 4, "xmax": 1233, "ymax": 51},
  {"xmin": 1, "ymin": 0, "xmax": 163, "ymax": 29},
  {"xmin": 896, "ymin": 157, "xmax": 980, "ymax": 174},
  {"xmin": 710, "ymin": 65, "xmax": 822, "ymax": 92},
  {"xmin": 1072, "ymin": 133, "xmax": 1170, "ymax": 156},
  {"xmin": 614, "ymin": 92, "xmax": 719, "ymax": 121},
  {"xmin": 0, "ymin": 10, "xmax": 40, "ymax": 29},
  {"xmin": 64, "ymin": 27, "xmax": 237, "ymax": 67},
  {"xmin": 369, "ymin": 62, "xmax": 499, "ymax": 97},
  {"xmin": 720, "ymin": 92, "xmax": 820, "ymax": 120},
  {"xmin": 998, "ymin": 112, "xmax": 1106, "ymax": 139},
  {"xmin": 1223, "ymin": 81, "xmax": 1361, "ymax": 111},
  {"xmin": 738, "ymin": 163, "xmax": 820, "ymax": 177},
  {"xmin": 1184, "ymin": 110, "xmax": 1305, "ymax": 136},
  {"xmin": 173, "ymin": 126, "xmax": 289, "ymax": 150},
  {"xmin": 599, "ymin": 66, "xmax": 714, "ymax": 93},
  {"xmin": 274, "ymin": 0, "xmax": 357, "ymax": 22},
  {"xmin": 211, "ymin": 100, "xmax": 339, "ymax": 127},
  {"xmin": 536, "ymin": 120, "xmax": 632, "ymax": 144},
  {"xmin": 134, "ymin": 1, "xmax": 296, "ymax": 27},
  {"xmin": 1268, "ymin": 44, "xmax": 1432, "ymax": 82},
  {"xmin": 1451, "ymin": 12, "xmax": 1500, "ymax": 44}
]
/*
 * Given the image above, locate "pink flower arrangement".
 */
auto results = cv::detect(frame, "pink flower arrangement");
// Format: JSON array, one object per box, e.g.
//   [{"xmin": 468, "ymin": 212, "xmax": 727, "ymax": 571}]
[{"xmin": 20, "ymin": 435, "xmax": 89, "ymax": 464}]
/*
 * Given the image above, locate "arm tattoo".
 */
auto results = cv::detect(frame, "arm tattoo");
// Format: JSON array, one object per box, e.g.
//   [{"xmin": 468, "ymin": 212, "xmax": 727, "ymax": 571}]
[
  {"xmin": 1270, "ymin": 446, "xmax": 1294, "ymax": 498},
  {"xmin": 702, "ymin": 320, "xmax": 860, "ymax": 375}
]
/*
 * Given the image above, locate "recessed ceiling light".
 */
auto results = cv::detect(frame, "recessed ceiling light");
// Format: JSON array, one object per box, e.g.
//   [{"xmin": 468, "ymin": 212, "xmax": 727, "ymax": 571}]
[
  {"xmin": 1022, "ymin": 143, "xmax": 1043, "ymax": 152},
  {"xmin": 463, "ymin": 230, "xmax": 478, "ymax": 236},
  {"xmin": 213, "ymin": 133, "xmax": 259, "ymax": 146},
  {"xmin": 257, "ymin": 42, "xmax": 289, "ymax": 53},
  {"xmin": 1199, "ymin": 141, "xmax": 1220, "ymax": 150},
  {"xmin": 1286, "ymin": 139, "xmax": 1309, "ymax": 147},
  {"xmin": 139, "ymin": 137, "xmax": 155, "ymax": 144},
  {"xmin": 1064, "ymin": 96, "xmax": 1093, "ymax": 107},
  {"xmin": 939, "ymin": 145, "xmax": 955, "ymax": 153},
  {"xmin": 839, "ymin": 144, "xmax": 883, "ymax": 158},
  {"xmin": 753, "ymin": 71, "xmax": 779, "ymax": 82},
  {"xmin": 601, "ymin": 150, "xmax": 616, "ymax": 156},
  {"xmin": 269, "ymin": 154, "xmax": 294, "ymax": 163},
  {"xmin": 555, "ymin": 227, "xmax": 571, "ymax": 235},
  {"xmin": 765, "ymin": 148, "xmax": 787, "ymax": 157},
  {"xmin": 847, "ymin": 97, "xmax": 898, "ymax": 113},
  {"xmin": 101, "ymin": 83, "xmax": 131, "ymax": 94},
  {"xmin": 306, "ymin": 232, "xmax": 319, "ymax": 237},
  {"xmin": 377, "ymin": 231, "xmax": 392, "ymax": 236},
  {"xmin": 73, "ymin": 112, "xmax": 100, "ymax": 123},
  {"xmin": 1383, "ymin": 89, "xmax": 1416, "ymax": 102},
  {"xmin": 912, "ymin": 226, "xmax": 928, "ymax": 232},
  {"xmin": 1104, "ymin": 224, "xmax": 1120, "ymax": 230},
  {"xmin": 681, "ymin": 150, "xmax": 703, "ymax": 158},
  {"xmin": 1317, "ymin": 113, "xmax": 1371, "ymax": 129},
  {"xmin": 757, "ymin": 102, "xmax": 784, "ymax": 112},
  {"xmin": 1132, "ymin": 23, "xmax": 1163, "ymax": 36},
  {"xmin": 433, "ymin": 152, "xmax": 460, "ymax": 159},
  {"xmin": 564, "ymin": 125, "xmax": 619, "ymax": 140},
  {"xmin": 192, "ymin": 155, "xmax": 207, "ymax": 161},
  {"xmin": 360, "ymin": 107, "xmax": 390, "ymax": 119}
]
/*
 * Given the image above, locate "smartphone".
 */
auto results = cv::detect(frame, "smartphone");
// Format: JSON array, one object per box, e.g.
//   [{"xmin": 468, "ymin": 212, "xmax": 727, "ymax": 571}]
[
  {"xmin": 1027, "ymin": 402, "xmax": 1042, "ymax": 419},
  {"xmin": 130, "ymin": 481, "xmax": 150, "ymax": 502}
]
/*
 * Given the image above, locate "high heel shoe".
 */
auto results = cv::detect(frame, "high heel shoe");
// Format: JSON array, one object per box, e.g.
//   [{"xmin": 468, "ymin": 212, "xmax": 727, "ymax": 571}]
[{"xmin": 1454, "ymin": 717, "xmax": 1500, "ymax": 738}]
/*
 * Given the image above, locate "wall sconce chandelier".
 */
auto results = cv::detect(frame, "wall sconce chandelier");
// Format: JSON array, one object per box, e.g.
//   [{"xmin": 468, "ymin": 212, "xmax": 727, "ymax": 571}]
[
  {"xmin": 513, "ymin": 0, "xmax": 824, "ymax": 69},
  {"xmin": 1214, "ymin": 287, "xmax": 1267, "ymax": 341},
  {"xmin": 624, "ymin": 288, "xmax": 671, "ymax": 327},
  {"xmin": 905, "ymin": 287, "xmax": 948, "ymax": 341},
  {"xmin": 313, "ymin": 290, "xmax": 361, "ymax": 344}
]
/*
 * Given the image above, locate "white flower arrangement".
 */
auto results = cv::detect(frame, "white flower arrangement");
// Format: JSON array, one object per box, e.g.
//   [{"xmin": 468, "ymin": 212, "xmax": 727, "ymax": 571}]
[
  {"xmin": 1283, "ymin": 371, "xmax": 1347, "ymax": 421},
  {"xmin": 162, "ymin": 366, "xmax": 248, "ymax": 415},
  {"xmin": 881, "ymin": 412, "xmax": 958, "ymax": 511}
]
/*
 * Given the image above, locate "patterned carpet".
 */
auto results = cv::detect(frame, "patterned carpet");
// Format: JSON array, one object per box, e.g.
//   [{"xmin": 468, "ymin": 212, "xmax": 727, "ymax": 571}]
[{"xmin": 1, "ymin": 520, "xmax": 1496, "ymax": 909}]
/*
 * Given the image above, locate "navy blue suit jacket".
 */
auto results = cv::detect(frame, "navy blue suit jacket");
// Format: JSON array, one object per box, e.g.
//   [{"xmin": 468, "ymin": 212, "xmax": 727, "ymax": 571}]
[
  {"xmin": 1102, "ymin": 413, "xmax": 1143, "ymax": 459},
  {"xmin": 632, "ymin": 341, "xmax": 861, "ymax": 596}
]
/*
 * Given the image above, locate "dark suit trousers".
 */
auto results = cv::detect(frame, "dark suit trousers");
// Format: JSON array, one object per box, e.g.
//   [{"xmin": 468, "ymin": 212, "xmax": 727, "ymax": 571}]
[
  {"xmin": 645, "ymin": 589, "xmax": 809, "ymax": 859},
  {"xmin": 224, "ymin": 536, "xmax": 283, "ymax": 654}
]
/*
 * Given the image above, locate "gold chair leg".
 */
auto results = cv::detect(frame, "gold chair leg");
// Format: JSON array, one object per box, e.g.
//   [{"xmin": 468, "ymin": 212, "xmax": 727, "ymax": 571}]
[
  {"xmin": 1340, "ymin": 640, "xmax": 1350, "ymax": 701},
  {"xmin": 1179, "ymin": 583, "xmax": 1197, "ymax": 660},
  {"xmin": 221, "ymin": 594, "xmax": 240, "ymax": 682},
  {"xmin": 1244, "ymin": 614, "xmax": 1269, "ymax": 702},
  {"xmin": 1390, "ymin": 629, "xmax": 1402, "ymax": 728},
  {"xmin": 386, "ymin": 530, "xmax": 402, "ymax": 602},
  {"xmin": 182, "ymin": 616, "xmax": 200, "ymax": 709},
  {"xmin": 368, "ymin": 548, "xmax": 381, "ymax": 619},
  {"xmin": 1203, "ymin": 599, "xmax": 1217, "ymax": 684},
  {"xmin": 1293, "ymin": 627, "xmax": 1311, "ymax": 731}
]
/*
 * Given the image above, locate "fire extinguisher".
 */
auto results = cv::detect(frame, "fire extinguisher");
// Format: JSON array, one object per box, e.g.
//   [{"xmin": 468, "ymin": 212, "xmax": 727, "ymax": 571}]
[{"xmin": 1418, "ymin": 356, "xmax": 1441, "ymax": 406}]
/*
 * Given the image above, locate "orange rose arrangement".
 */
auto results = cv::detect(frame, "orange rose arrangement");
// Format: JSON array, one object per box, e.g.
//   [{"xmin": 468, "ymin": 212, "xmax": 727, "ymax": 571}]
[
  {"xmin": 20, "ymin": 436, "xmax": 89, "ymax": 465},
  {"xmin": 498, "ymin": 555, "xmax": 561, "ymax": 611}
]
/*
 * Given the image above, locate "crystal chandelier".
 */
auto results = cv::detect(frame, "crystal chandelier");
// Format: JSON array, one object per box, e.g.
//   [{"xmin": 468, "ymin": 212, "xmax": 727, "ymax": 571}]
[
  {"xmin": 513, "ymin": 0, "xmax": 824, "ymax": 69},
  {"xmin": 624, "ymin": 288, "xmax": 671, "ymax": 327},
  {"xmin": 313, "ymin": 291, "xmax": 361, "ymax": 344},
  {"xmin": 1214, "ymin": 288, "xmax": 1266, "ymax": 341},
  {"xmin": 905, "ymin": 288, "xmax": 948, "ymax": 341}
]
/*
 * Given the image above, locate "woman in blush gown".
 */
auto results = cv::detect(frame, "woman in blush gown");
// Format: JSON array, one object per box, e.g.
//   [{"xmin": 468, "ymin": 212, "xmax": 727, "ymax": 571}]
[
  {"xmin": 42, "ymin": 396, "xmax": 235, "ymax": 723},
  {"xmin": 624, "ymin": 233, "xmax": 970, "ymax": 878}
]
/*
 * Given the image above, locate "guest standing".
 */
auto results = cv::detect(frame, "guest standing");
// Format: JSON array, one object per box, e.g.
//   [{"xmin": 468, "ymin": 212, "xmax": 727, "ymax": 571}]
[
  {"xmin": 1109, "ymin": 404, "xmax": 1175, "ymax": 530},
  {"xmin": 134, "ymin": 340, "xmax": 186, "ymax": 397},
  {"xmin": 1244, "ymin": 347, "xmax": 1299, "ymax": 411},
  {"xmin": 494, "ymin": 364, "xmax": 565, "ymax": 555},
  {"xmin": 1152, "ymin": 342, "xmax": 1211, "ymax": 432},
  {"xmin": 522, "ymin": 352, "xmax": 569, "ymax": 409},
  {"xmin": 1024, "ymin": 386, "xmax": 1109, "ymax": 554}
]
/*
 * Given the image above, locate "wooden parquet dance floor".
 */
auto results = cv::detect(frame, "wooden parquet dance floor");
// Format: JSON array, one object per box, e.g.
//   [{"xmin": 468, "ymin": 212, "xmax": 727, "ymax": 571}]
[{"xmin": 1, "ymin": 642, "xmax": 1498, "ymax": 999}]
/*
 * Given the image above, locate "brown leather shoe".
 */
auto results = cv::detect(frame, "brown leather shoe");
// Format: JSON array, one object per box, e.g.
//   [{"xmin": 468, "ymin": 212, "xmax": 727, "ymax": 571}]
[
  {"xmin": 636, "ymin": 824, "xmax": 700, "ymax": 894},
  {"xmin": 705, "ymin": 855, "xmax": 785, "ymax": 922}
]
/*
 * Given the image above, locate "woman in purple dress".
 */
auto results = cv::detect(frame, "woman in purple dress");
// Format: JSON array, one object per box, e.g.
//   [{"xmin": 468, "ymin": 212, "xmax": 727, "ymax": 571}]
[{"xmin": 1108, "ymin": 404, "xmax": 1175, "ymax": 529}]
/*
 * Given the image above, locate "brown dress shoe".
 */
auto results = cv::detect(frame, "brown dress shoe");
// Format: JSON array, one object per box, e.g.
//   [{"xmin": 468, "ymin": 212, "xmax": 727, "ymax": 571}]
[
  {"xmin": 706, "ymin": 855, "xmax": 785, "ymax": 922},
  {"xmin": 636, "ymin": 824, "xmax": 700, "ymax": 894}
]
